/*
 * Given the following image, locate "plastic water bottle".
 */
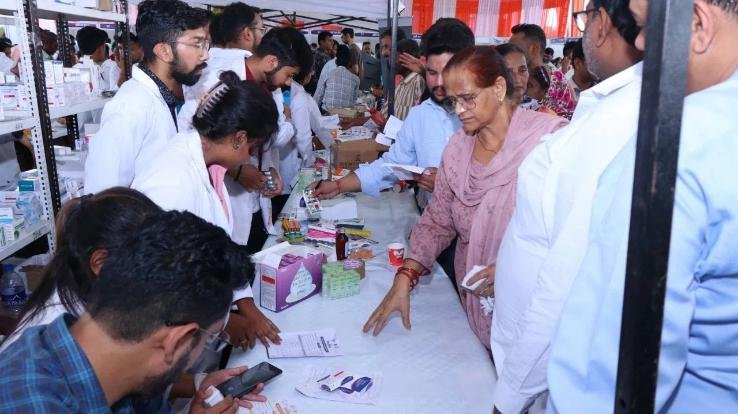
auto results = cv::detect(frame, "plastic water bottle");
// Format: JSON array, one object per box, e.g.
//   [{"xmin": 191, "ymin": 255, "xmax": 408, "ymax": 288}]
[{"xmin": 1, "ymin": 264, "xmax": 26, "ymax": 316}]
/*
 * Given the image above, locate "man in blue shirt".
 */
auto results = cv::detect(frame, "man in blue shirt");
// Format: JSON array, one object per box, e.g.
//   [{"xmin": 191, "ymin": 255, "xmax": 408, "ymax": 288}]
[
  {"xmin": 547, "ymin": 1, "xmax": 738, "ymax": 412},
  {"xmin": 0, "ymin": 211, "xmax": 258, "ymax": 413},
  {"xmin": 312, "ymin": 18, "xmax": 475, "ymax": 204}
]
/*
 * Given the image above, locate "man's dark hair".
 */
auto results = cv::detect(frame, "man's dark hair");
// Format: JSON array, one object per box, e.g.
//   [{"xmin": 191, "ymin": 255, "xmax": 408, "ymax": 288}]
[
  {"xmin": 341, "ymin": 27, "xmax": 354, "ymax": 38},
  {"xmin": 592, "ymin": 0, "xmax": 640, "ymax": 46},
  {"xmin": 0, "ymin": 188, "xmax": 162, "ymax": 350},
  {"xmin": 335, "ymin": 44, "xmax": 351, "ymax": 67},
  {"xmin": 214, "ymin": 2, "xmax": 260, "ymax": 45},
  {"xmin": 255, "ymin": 27, "xmax": 308, "ymax": 69},
  {"xmin": 420, "ymin": 18, "xmax": 475, "ymax": 57},
  {"xmin": 545, "ymin": 47, "xmax": 554, "ymax": 55},
  {"xmin": 277, "ymin": 27, "xmax": 314, "ymax": 84},
  {"xmin": 362, "ymin": 41, "xmax": 371, "ymax": 46},
  {"xmin": 562, "ymin": 40, "xmax": 578, "ymax": 58},
  {"xmin": 511, "ymin": 23, "xmax": 547, "ymax": 57},
  {"xmin": 380, "ymin": 28, "xmax": 407, "ymax": 41},
  {"xmin": 86, "ymin": 210, "xmax": 253, "ymax": 341},
  {"xmin": 397, "ymin": 39, "xmax": 420, "ymax": 58},
  {"xmin": 318, "ymin": 31, "xmax": 332, "ymax": 42},
  {"xmin": 136, "ymin": 0, "xmax": 210, "ymax": 64},
  {"xmin": 114, "ymin": 33, "xmax": 139, "ymax": 45},
  {"xmin": 76, "ymin": 26, "xmax": 108, "ymax": 55},
  {"xmin": 572, "ymin": 38, "xmax": 585, "ymax": 62}
]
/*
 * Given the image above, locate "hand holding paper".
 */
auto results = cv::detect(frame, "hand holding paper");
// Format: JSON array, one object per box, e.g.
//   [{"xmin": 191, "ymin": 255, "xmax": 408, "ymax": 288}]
[
  {"xmin": 383, "ymin": 163, "xmax": 426, "ymax": 181},
  {"xmin": 412, "ymin": 167, "xmax": 437, "ymax": 192}
]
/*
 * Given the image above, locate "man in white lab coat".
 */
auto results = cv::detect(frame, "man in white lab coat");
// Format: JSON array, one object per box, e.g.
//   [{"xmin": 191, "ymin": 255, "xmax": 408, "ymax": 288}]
[
  {"xmin": 84, "ymin": 0, "xmax": 210, "ymax": 194},
  {"xmin": 75, "ymin": 26, "xmax": 117, "ymax": 93},
  {"xmin": 178, "ymin": 11, "xmax": 306, "ymax": 253}
]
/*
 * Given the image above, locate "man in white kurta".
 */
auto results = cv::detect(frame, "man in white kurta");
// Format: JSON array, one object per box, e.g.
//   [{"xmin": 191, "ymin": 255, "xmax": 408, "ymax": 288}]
[{"xmin": 490, "ymin": 3, "xmax": 644, "ymax": 412}]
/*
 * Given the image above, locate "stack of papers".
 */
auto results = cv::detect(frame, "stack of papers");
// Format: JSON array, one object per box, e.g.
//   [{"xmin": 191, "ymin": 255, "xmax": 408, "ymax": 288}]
[
  {"xmin": 320, "ymin": 198, "xmax": 358, "ymax": 221},
  {"xmin": 376, "ymin": 115, "xmax": 404, "ymax": 146},
  {"xmin": 336, "ymin": 126, "xmax": 374, "ymax": 142},
  {"xmin": 266, "ymin": 329, "xmax": 343, "ymax": 358}
]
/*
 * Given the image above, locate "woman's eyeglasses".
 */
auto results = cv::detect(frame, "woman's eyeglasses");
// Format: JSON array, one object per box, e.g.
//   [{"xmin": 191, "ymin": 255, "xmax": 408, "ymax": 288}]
[{"xmin": 441, "ymin": 92, "xmax": 480, "ymax": 114}]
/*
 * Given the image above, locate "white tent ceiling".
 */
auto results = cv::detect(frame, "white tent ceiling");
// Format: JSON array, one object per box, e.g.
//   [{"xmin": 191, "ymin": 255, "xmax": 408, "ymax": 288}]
[{"xmin": 189, "ymin": 0, "xmax": 390, "ymax": 19}]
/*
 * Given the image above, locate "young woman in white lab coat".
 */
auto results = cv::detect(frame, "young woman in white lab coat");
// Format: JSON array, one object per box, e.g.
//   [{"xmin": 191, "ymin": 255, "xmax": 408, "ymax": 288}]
[{"xmin": 132, "ymin": 71, "xmax": 283, "ymax": 348}]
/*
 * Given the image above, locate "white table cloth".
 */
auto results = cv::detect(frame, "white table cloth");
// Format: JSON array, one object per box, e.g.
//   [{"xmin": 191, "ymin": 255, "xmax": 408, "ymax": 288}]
[{"xmin": 228, "ymin": 190, "xmax": 497, "ymax": 413}]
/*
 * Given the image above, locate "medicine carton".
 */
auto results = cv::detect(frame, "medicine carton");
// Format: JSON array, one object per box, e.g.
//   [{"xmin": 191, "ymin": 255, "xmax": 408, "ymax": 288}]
[{"xmin": 252, "ymin": 242, "xmax": 325, "ymax": 312}]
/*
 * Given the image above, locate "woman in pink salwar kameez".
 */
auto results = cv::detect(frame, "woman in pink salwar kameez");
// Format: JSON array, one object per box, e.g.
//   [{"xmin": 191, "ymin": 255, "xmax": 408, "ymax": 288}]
[{"xmin": 364, "ymin": 46, "xmax": 568, "ymax": 349}]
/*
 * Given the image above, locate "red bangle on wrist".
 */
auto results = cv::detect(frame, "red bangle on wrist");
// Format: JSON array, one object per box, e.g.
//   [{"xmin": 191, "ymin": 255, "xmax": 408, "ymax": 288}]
[
  {"xmin": 397, "ymin": 266, "xmax": 421, "ymax": 290},
  {"xmin": 336, "ymin": 179, "xmax": 342, "ymax": 193}
]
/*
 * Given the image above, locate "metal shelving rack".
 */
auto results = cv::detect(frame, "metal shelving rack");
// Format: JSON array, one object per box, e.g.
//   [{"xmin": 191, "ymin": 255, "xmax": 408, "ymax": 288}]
[
  {"xmin": 24, "ymin": 0, "xmax": 130, "ymax": 209},
  {"xmin": 0, "ymin": 0, "xmax": 54, "ymax": 261},
  {"xmin": 0, "ymin": 0, "xmax": 130, "ymax": 261}
]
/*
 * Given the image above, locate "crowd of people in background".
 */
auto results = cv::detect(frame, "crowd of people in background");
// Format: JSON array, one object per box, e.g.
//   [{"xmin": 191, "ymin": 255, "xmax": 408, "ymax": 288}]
[{"xmin": 0, "ymin": 0, "xmax": 737, "ymax": 413}]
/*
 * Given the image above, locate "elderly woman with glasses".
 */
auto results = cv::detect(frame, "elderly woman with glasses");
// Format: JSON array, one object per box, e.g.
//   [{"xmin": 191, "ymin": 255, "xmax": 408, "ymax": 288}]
[{"xmin": 364, "ymin": 46, "xmax": 568, "ymax": 349}]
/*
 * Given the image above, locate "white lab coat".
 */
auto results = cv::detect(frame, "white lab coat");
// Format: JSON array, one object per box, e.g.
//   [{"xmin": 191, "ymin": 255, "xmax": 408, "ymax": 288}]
[
  {"xmin": 100, "ymin": 59, "xmax": 120, "ymax": 92},
  {"xmin": 179, "ymin": 47, "xmax": 252, "ymax": 132},
  {"xmin": 84, "ymin": 64, "xmax": 177, "ymax": 194},
  {"xmin": 132, "ymin": 129, "xmax": 253, "ymax": 300},
  {"xmin": 279, "ymin": 82, "xmax": 318, "ymax": 194},
  {"xmin": 178, "ymin": 47, "xmax": 286, "ymax": 245}
]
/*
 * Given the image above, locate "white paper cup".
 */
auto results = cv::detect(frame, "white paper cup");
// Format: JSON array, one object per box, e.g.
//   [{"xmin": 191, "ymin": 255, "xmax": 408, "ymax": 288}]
[{"xmin": 387, "ymin": 243, "xmax": 405, "ymax": 267}]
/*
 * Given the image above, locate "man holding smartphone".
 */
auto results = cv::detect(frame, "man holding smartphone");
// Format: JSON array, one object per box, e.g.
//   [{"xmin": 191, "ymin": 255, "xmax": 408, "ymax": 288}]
[{"xmin": 0, "ymin": 211, "xmax": 266, "ymax": 413}]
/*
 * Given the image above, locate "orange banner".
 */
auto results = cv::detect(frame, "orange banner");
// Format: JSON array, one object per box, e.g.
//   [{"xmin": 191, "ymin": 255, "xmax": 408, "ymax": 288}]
[
  {"xmin": 455, "ymin": 0, "xmax": 480, "ymax": 33},
  {"xmin": 497, "ymin": 0, "xmax": 523, "ymax": 37},
  {"xmin": 412, "ymin": 0, "xmax": 435, "ymax": 34}
]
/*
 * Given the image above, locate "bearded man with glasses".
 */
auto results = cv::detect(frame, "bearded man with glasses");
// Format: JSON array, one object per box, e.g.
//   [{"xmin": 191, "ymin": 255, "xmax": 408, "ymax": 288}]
[{"xmin": 85, "ymin": 0, "xmax": 210, "ymax": 194}]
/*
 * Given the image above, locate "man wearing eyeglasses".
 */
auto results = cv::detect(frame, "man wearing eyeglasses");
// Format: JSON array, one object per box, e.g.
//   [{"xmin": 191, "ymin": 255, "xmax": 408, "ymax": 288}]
[
  {"xmin": 548, "ymin": 0, "xmax": 738, "ymax": 412},
  {"xmin": 490, "ymin": 1, "xmax": 642, "ymax": 413},
  {"xmin": 312, "ymin": 18, "xmax": 475, "ymax": 206},
  {"xmin": 0, "ymin": 211, "xmax": 266, "ymax": 413},
  {"xmin": 85, "ymin": 0, "xmax": 210, "ymax": 194}
]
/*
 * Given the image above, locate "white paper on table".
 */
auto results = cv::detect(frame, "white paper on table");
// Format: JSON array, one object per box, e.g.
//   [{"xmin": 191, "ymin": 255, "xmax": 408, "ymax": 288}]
[
  {"xmin": 319, "ymin": 198, "xmax": 358, "ymax": 221},
  {"xmin": 382, "ymin": 115, "xmax": 403, "ymax": 139},
  {"xmin": 267, "ymin": 329, "xmax": 343, "ymax": 358},
  {"xmin": 375, "ymin": 132, "xmax": 393, "ymax": 147},
  {"xmin": 295, "ymin": 366, "xmax": 383, "ymax": 405},
  {"xmin": 383, "ymin": 163, "xmax": 426, "ymax": 181}
]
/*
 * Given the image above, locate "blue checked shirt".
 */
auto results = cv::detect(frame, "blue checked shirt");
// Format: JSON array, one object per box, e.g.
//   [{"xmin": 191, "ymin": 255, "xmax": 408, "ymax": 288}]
[
  {"xmin": 314, "ymin": 65, "xmax": 359, "ymax": 111},
  {"xmin": 0, "ymin": 314, "xmax": 135, "ymax": 413}
]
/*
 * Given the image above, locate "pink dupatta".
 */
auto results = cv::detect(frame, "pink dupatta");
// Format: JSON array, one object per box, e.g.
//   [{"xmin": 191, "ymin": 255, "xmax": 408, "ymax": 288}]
[{"xmin": 443, "ymin": 108, "xmax": 568, "ymax": 347}]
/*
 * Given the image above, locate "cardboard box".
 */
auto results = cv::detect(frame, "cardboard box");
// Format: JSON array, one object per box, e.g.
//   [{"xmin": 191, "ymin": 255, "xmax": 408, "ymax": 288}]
[
  {"xmin": 252, "ymin": 242, "xmax": 325, "ymax": 312},
  {"xmin": 97, "ymin": 0, "xmax": 113, "ymax": 11},
  {"xmin": 332, "ymin": 138, "xmax": 390, "ymax": 171}
]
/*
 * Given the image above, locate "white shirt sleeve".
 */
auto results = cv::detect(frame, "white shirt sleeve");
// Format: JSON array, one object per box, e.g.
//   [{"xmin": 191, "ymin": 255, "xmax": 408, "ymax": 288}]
[
  {"xmin": 290, "ymin": 94, "xmax": 315, "ymax": 166},
  {"xmin": 101, "ymin": 60, "xmax": 120, "ymax": 92},
  {"xmin": 85, "ymin": 106, "xmax": 145, "ymax": 193}
]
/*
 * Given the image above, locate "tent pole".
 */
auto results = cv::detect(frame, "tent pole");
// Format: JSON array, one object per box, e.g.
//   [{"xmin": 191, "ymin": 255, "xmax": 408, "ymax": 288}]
[
  {"xmin": 388, "ymin": 0, "xmax": 399, "ymax": 116},
  {"xmin": 614, "ymin": 0, "xmax": 692, "ymax": 412}
]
